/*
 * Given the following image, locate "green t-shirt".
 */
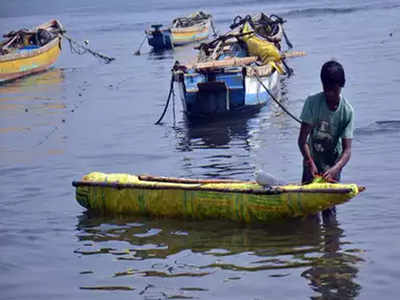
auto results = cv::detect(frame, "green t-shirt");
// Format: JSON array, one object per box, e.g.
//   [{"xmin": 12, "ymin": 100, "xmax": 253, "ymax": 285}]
[{"xmin": 300, "ymin": 92, "xmax": 354, "ymax": 172}]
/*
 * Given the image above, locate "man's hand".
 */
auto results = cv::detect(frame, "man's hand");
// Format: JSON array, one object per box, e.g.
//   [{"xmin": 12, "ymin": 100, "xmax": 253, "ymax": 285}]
[
  {"xmin": 322, "ymin": 166, "xmax": 340, "ymax": 182},
  {"xmin": 305, "ymin": 159, "xmax": 319, "ymax": 178}
]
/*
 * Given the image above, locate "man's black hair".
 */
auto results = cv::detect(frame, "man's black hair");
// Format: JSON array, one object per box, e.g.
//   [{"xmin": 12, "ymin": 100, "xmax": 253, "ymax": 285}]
[{"xmin": 320, "ymin": 60, "xmax": 345, "ymax": 88}]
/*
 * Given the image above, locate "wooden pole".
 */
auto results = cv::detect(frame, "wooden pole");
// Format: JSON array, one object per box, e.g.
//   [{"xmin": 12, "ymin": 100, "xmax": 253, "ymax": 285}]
[
  {"xmin": 73, "ymin": 180, "xmax": 363, "ymax": 195},
  {"xmin": 282, "ymin": 51, "xmax": 306, "ymax": 58},
  {"xmin": 192, "ymin": 56, "xmax": 258, "ymax": 70},
  {"xmin": 138, "ymin": 175, "xmax": 249, "ymax": 184}
]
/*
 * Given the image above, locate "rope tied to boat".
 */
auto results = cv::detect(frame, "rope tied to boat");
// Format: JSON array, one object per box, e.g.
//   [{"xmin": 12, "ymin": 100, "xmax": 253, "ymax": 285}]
[
  {"xmin": 252, "ymin": 67, "xmax": 301, "ymax": 124},
  {"xmin": 154, "ymin": 68, "xmax": 176, "ymax": 125},
  {"xmin": 210, "ymin": 19, "xmax": 218, "ymax": 37},
  {"xmin": 61, "ymin": 33, "xmax": 115, "ymax": 63},
  {"xmin": 133, "ymin": 35, "xmax": 147, "ymax": 56}
]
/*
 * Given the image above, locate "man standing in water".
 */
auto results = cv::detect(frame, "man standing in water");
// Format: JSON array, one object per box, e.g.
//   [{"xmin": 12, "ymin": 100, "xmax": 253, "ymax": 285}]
[{"xmin": 298, "ymin": 60, "xmax": 354, "ymax": 215}]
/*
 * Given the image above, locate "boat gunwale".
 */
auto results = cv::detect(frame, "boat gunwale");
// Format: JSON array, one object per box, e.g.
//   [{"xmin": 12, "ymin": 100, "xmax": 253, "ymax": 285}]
[
  {"xmin": 171, "ymin": 18, "xmax": 211, "ymax": 33},
  {"xmin": 0, "ymin": 36, "xmax": 61, "ymax": 63},
  {"xmin": 72, "ymin": 180, "xmax": 357, "ymax": 195}
]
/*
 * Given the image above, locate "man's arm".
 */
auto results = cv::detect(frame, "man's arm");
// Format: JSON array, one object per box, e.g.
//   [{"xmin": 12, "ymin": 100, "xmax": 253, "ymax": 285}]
[
  {"xmin": 298, "ymin": 122, "xmax": 318, "ymax": 177},
  {"xmin": 323, "ymin": 138, "xmax": 352, "ymax": 181}
]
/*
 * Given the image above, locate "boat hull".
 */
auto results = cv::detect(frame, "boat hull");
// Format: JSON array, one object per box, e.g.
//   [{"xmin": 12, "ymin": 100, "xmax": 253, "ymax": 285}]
[
  {"xmin": 0, "ymin": 37, "xmax": 61, "ymax": 83},
  {"xmin": 0, "ymin": 19, "xmax": 63, "ymax": 83},
  {"xmin": 146, "ymin": 26, "xmax": 173, "ymax": 51},
  {"xmin": 175, "ymin": 67, "xmax": 280, "ymax": 119},
  {"xmin": 73, "ymin": 172, "xmax": 363, "ymax": 223},
  {"xmin": 171, "ymin": 18, "xmax": 212, "ymax": 46}
]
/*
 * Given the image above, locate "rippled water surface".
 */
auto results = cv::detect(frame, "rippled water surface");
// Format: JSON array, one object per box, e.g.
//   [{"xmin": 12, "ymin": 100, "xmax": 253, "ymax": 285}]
[{"xmin": 1, "ymin": 0, "xmax": 400, "ymax": 299}]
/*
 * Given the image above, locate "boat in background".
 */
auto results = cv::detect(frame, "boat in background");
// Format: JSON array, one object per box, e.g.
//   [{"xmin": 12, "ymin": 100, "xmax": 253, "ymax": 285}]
[
  {"xmin": 145, "ymin": 24, "xmax": 174, "ymax": 51},
  {"xmin": 73, "ymin": 172, "xmax": 364, "ymax": 224},
  {"xmin": 171, "ymin": 11, "xmax": 215, "ymax": 46},
  {"xmin": 146, "ymin": 11, "xmax": 215, "ymax": 51},
  {"xmin": 0, "ymin": 19, "xmax": 63, "ymax": 83},
  {"xmin": 172, "ymin": 13, "xmax": 300, "ymax": 120}
]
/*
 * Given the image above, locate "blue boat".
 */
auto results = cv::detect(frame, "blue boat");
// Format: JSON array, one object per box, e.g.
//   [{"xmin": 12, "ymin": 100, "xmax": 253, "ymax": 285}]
[
  {"xmin": 172, "ymin": 13, "xmax": 297, "ymax": 120},
  {"xmin": 145, "ymin": 24, "xmax": 173, "ymax": 51}
]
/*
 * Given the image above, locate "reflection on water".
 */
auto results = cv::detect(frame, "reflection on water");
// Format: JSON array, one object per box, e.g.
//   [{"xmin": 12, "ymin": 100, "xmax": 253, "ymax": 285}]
[
  {"xmin": 175, "ymin": 116, "xmax": 252, "ymax": 150},
  {"xmin": 168, "ymin": 77, "xmax": 293, "ymax": 180},
  {"xmin": 0, "ymin": 68, "xmax": 64, "ymax": 95},
  {"xmin": 0, "ymin": 68, "xmax": 66, "ymax": 117},
  {"xmin": 301, "ymin": 216, "xmax": 362, "ymax": 299},
  {"xmin": 173, "ymin": 116, "xmax": 253, "ymax": 179},
  {"xmin": 147, "ymin": 49, "xmax": 175, "ymax": 61},
  {"xmin": 75, "ymin": 214, "xmax": 363, "ymax": 299},
  {"xmin": 0, "ymin": 68, "xmax": 68, "ymax": 156},
  {"xmin": 0, "ymin": 69, "xmax": 66, "ymax": 115}
]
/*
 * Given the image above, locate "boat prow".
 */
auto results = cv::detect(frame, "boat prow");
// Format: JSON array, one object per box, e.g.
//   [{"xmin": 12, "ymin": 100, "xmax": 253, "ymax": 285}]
[{"xmin": 73, "ymin": 172, "xmax": 364, "ymax": 223}]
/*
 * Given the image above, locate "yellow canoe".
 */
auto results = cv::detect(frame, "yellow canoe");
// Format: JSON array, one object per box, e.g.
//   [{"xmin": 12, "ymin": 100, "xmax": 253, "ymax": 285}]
[
  {"xmin": 0, "ymin": 19, "xmax": 63, "ymax": 83},
  {"xmin": 72, "ymin": 172, "xmax": 364, "ymax": 223}
]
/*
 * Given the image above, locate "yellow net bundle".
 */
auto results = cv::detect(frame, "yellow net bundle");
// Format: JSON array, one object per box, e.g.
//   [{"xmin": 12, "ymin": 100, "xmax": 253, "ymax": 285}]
[{"xmin": 240, "ymin": 22, "xmax": 284, "ymax": 74}]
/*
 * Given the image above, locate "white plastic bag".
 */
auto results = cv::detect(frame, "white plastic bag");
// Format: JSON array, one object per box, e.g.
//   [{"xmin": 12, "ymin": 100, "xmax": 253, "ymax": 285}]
[{"xmin": 255, "ymin": 169, "xmax": 287, "ymax": 187}]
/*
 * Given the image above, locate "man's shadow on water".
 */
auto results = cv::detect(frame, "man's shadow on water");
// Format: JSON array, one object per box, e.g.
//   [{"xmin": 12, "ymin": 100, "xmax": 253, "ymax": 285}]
[{"xmin": 301, "ymin": 212, "xmax": 363, "ymax": 299}]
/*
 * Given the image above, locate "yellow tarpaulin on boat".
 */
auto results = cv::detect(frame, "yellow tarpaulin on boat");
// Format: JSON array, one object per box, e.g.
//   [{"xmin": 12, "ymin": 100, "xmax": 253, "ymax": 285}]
[{"xmin": 240, "ymin": 22, "xmax": 284, "ymax": 74}]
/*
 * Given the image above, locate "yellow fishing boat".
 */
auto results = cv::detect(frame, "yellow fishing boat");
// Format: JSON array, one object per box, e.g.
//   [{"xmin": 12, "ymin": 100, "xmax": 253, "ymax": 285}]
[
  {"xmin": 73, "ymin": 172, "xmax": 364, "ymax": 223},
  {"xmin": 171, "ymin": 11, "xmax": 215, "ymax": 46},
  {"xmin": 0, "ymin": 19, "xmax": 63, "ymax": 83}
]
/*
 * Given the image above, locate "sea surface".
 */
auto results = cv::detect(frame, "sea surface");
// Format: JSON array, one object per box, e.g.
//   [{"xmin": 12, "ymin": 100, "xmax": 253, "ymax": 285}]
[{"xmin": 1, "ymin": 0, "xmax": 400, "ymax": 299}]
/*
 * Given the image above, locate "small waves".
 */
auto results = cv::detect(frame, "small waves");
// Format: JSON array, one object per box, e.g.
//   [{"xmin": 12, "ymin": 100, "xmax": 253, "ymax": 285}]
[
  {"xmin": 201, "ymin": 2, "xmax": 400, "ymax": 28},
  {"xmin": 285, "ymin": 7, "xmax": 359, "ymax": 18},
  {"xmin": 73, "ymin": 214, "xmax": 364, "ymax": 299},
  {"xmin": 93, "ymin": 23, "xmax": 146, "ymax": 33},
  {"xmin": 355, "ymin": 120, "xmax": 400, "ymax": 136},
  {"xmin": 283, "ymin": 3, "xmax": 400, "ymax": 19}
]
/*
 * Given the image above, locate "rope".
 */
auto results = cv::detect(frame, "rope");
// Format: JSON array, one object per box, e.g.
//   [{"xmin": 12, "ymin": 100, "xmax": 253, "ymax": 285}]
[
  {"xmin": 172, "ymin": 84, "xmax": 176, "ymax": 126},
  {"xmin": 210, "ymin": 19, "xmax": 218, "ymax": 37},
  {"xmin": 281, "ymin": 27, "xmax": 293, "ymax": 49},
  {"xmin": 253, "ymin": 69, "xmax": 301, "ymax": 124},
  {"xmin": 62, "ymin": 33, "xmax": 115, "ymax": 63},
  {"xmin": 133, "ymin": 35, "xmax": 147, "ymax": 56},
  {"xmin": 155, "ymin": 74, "xmax": 175, "ymax": 125},
  {"xmin": 281, "ymin": 59, "xmax": 293, "ymax": 77}
]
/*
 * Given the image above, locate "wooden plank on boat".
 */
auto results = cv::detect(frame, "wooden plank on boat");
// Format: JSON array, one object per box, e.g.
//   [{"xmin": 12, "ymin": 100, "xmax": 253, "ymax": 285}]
[
  {"xmin": 138, "ymin": 175, "xmax": 248, "ymax": 184},
  {"xmin": 72, "ymin": 180, "xmax": 281, "ymax": 194},
  {"xmin": 185, "ymin": 51, "xmax": 306, "ymax": 71},
  {"xmin": 73, "ymin": 179, "xmax": 362, "ymax": 195},
  {"xmin": 193, "ymin": 56, "xmax": 258, "ymax": 70},
  {"xmin": 282, "ymin": 51, "xmax": 306, "ymax": 58}
]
